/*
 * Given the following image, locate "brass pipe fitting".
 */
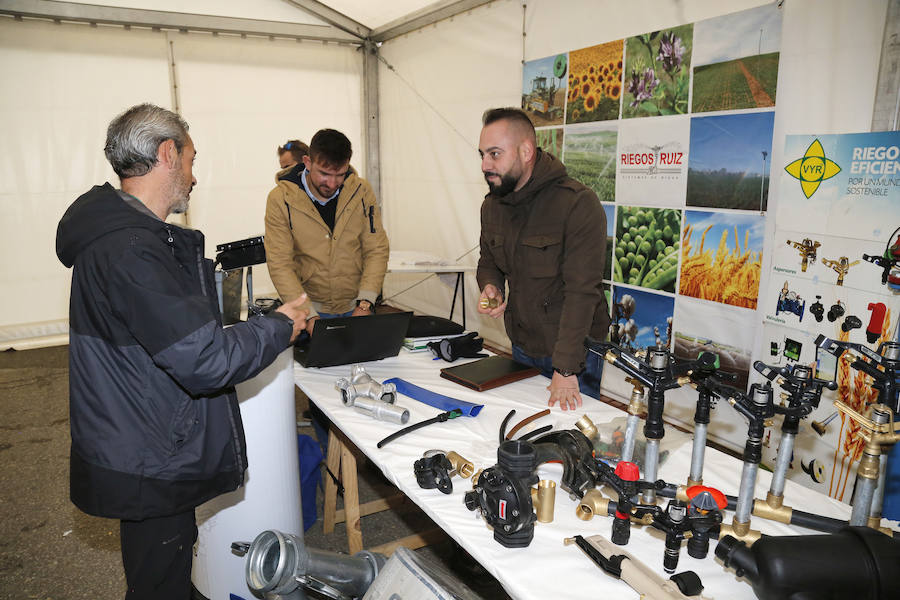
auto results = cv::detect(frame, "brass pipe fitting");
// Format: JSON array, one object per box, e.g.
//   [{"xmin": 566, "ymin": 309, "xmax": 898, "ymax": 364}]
[
  {"xmin": 535, "ymin": 480, "xmax": 556, "ymax": 523},
  {"xmin": 471, "ymin": 468, "xmax": 483, "ymax": 484},
  {"xmin": 575, "ymin": 415, "xmax": 599, "ymax": 442},
  {"xmin": 686, "ymin": 478, "xmax": 702, "ymax": 488},
  {"xmin": 753, "ymin": 497, "xmax": 792, "ymax": 524},
  {"xmin": 624, "ymin": 377, "xmax": 645, "ymax": 416},
  {"xmin": 856, "ymin": 451, "xmax": 881, "ymax": 481},
  {"xmin": 729, "ymin": 517, "xmax": 750, "ymax": 538},
  {"xmin": 765, "ymin": 491, "xmax": 784, "ymax": 510},
  {"xmin": 720, "ymin": 521, "xmax": 762, "ymax": 545},
  {"xmin": 445, "ymin": 451, "xmax": 474, "ymax": 479},
  {"xmin": 576, "ymin": 489, "xmax": 610, "ymax": 521}
]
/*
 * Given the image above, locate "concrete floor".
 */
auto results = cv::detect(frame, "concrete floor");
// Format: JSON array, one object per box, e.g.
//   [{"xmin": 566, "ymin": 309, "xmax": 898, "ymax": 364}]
[{"xmin": 0, "ymin": 345, "xmax": 509, "ymax": 600}]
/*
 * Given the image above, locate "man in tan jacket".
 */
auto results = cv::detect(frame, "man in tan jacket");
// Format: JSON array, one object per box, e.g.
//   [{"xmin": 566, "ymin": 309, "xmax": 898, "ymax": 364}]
[{"xmin": 265, "ymin": 129, "xmax": 389, "ymax": 335}]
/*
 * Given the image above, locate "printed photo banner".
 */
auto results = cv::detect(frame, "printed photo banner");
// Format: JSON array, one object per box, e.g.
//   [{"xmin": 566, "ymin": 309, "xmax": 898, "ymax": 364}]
[
  {"xmin": 520, "ymin": 3, "xmax": 783, "ymax": 392},
  {"xmin": 763, "ymin": 130, "xmax": 900, "ymax": 499}
]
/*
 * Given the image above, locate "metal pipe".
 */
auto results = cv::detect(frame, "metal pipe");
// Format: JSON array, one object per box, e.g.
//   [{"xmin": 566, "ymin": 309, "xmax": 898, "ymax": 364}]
[
  {"xmin": 245, "ymin": 530, "xmax": 385, "ymax": 598},
  {"xmin": 622, "ymin": 413, "xmax": 640, "ymax": 463},
  {"xmin": 735, "ymin": 461, "xmax": 759, "ymax": 527},
  {"xmin": 351, "ymin": 396, "xmax": 409, "ymax": 424},
  {"xmin": 688, "ymin": 423, "xmax": 707, "ymax": 486},
  {"xmin": 850, "ymin": 463, "xmax": 879, "ymax": 527},
  {"xmin": 642, "ymin": 440, "xmax": 660, "ymax": 504},
  {"xmin": 769, "ymin": 431, "xmax": 794, "ymax": 498},
  {"xmin": 850, "ymin": 407, "xmax": 890, "ymax": 526}
]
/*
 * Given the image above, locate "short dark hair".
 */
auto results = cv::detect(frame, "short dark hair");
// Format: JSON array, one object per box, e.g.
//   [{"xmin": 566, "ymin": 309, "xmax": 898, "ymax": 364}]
[
  {"xmin": 482, "ymin": 107, "xmax": 536, "ymax": 140},
  {"xmin": 308, "ymin": 129, "xmax": 352, "ymax": 167},
  {"xmin": 278, "ymin": 140, "xmax": 308, "ymax": 162}
]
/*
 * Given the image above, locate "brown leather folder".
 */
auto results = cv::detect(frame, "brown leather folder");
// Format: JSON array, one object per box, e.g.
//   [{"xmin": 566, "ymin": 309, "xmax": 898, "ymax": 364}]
[{"xmin": 439, "ymin": 355, "xmax": 540, "ymax": 392}]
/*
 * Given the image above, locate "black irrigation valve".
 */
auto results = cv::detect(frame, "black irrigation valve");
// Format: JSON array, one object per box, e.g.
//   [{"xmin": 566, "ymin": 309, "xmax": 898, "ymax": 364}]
[
  {"xmin": 842, "ymin": 314, "xmax": 862, "ymax": 332},
  {"xmin": 414, "ymin": 453, "xmax": 454, "ymax": 494},
  {"xmin": 810, "ymin": 296, "xmax": 825, "ymax": 322},
  {"xmin": 464, "ymin": 440, "xmax": 538, "ymax": 548}
]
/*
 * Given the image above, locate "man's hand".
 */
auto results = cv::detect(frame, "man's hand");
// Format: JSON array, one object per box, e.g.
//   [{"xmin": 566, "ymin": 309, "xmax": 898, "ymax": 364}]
[
  {"xmin": 477, "ymin": 284, "xmax": 506, "ymax": 319},
  {"xmin": 276, "ymin": 294, "xmax": 310, "ymax": 343},
  {"xmin": 547, "ymin": 371, "xmax": 582, "ymax": 411},
  {"xmin": 305, "ymin": 316, "xmax": 319, "ymax": 337},
  {"xmin": 351, "ymin": 300, "xmax": 374, "ymax": 317}
]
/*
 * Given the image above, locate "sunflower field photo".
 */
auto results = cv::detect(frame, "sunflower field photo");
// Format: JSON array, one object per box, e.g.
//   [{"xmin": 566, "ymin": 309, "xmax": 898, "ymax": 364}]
[{"xmin": 565, "ymin": 40, "xmax": 624, "ymax": 124}]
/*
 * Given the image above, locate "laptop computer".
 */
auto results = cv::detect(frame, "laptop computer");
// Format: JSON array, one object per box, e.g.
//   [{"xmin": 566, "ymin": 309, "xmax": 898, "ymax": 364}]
[{"xmin": 293, "ymin": 311, "xmax": 413, "ymax": 368}]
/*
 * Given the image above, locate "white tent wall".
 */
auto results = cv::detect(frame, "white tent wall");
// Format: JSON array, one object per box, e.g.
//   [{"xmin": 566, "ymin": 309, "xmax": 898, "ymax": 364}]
[
  {"xmin": 378, "ymin": 0, "xmax": 520, "ymax": 347},
  {"xmin": 0, "ymin": 18, "xmax": 172, "ymax": 348},
  {"xmin": 171, "ymin": 33, "xmax": 363, "ymax": 274},
  {"xmin": 0, "ymin": 13, "xmax": 363, "ymax": 349},
  {"xmin": 376, "ymin": 0, "xmax": 888, "ymax": 434}
]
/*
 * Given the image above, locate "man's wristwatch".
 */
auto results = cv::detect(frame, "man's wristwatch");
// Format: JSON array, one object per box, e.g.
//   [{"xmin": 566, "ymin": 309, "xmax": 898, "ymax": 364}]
[
  {"xmin": 356, "ymin": 299, "xmax": 374, "ymax": 313},
  {"xmin": 553, "ymin": 367, "xmax": 579, "ymax": 377}
]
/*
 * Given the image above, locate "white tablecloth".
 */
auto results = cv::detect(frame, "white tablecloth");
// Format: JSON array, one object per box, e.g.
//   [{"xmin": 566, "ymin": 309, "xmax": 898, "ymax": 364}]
[{"xmin": 294, "ymin": 350, "xmax": 856, "ymax": 600}]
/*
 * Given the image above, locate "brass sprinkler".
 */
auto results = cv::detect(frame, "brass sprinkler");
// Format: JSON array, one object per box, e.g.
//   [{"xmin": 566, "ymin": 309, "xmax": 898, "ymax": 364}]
[
  {"xmin": 786, "ymin": 238, "xmax": 820, "ymax": 272},
  {"xmin": 821, "ymin": 256, "xmax": 860, "ymax": 286}
]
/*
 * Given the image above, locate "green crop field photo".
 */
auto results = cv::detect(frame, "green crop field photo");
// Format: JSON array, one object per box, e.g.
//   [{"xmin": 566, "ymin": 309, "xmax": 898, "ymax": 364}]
[
  {"xmin": 692, "ymin": 52, "xmax": 779, "ymax": 113},
  {"xmin": 563, "ymin": 128, "xmax": 617, "ymax": 202}
]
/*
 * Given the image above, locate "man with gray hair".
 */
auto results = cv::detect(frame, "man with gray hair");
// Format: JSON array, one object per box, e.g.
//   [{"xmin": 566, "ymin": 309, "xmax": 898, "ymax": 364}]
[{"xmin": 56, "ymin": 103, "xmax": 309, "ymax": 599}]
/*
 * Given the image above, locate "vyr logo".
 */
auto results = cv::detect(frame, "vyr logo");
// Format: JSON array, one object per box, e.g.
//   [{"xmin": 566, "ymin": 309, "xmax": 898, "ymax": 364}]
[{"xmin": 784, "ymin": 139, "xmax": 841, "ymax": 198}]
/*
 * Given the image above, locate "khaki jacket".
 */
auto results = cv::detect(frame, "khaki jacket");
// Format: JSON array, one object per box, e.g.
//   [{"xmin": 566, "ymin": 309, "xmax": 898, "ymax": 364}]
[
  {"xmin": 477, "ymin": 150, "xmax": 609, "ymax": 373},
  {"xmin": 264, "ymin": 166, "xmax": 389, "ymax": 317}
]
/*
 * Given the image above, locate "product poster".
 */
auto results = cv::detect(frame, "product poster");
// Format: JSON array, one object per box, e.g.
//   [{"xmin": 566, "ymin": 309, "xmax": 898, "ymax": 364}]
[
  {"xmin": 613, "ymin": 206, "xmax": 682, "ymax": 293},
  {"xmin": 609, "ymin": 286, "xmax": 675, "ymax": 351},
  {"xmin": 562, "ymin": 122, "xmax": 617, "ymax": 202},
  {"xmin": 763, "ymin": 130, "xmax": 900, "ymax": 497},
  {"xmin": 615, "ymin": 116, "xmax": 690, "ymax": 207},
  {"xmin": 679, "ymin": 209, "xmax": 764, "ymax": 309},
  {"xmin": 622, "ymin": 25, "xmax": 693, "ymax": 118},
  {"xmin": 691, "ymin": 4, "xmax": 782, "ymax": 113},
  {"xmin": 566, "ymin": 41, "xmax": 624, "ymax": 124},
  {"xmin": 522, "ymin": 54, "xmax": 567, "ymax": 127},
  {"xmin": 673, "ymin": 296, "xmax": 755, "ymax": 389},
  {"xmin": 536, "ymin": 127, "xmax": 564, "ymax": 159},
  {"xmin": 779, "ymin": 133, "xmax": 900, "ymax": 240},
  {"xmin": 602, "ymin": 203, "xmax": 615, "ymax": 281},
  {"xmin": 686, "ymin": 111, "xmax": 774, "ymax": 211}
]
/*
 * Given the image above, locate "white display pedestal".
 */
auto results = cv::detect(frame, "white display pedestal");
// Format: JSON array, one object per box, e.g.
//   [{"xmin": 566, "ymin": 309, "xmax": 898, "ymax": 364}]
[{"xmin": 191, "ymin": 348, "xmax": 302, "ymax": 600}]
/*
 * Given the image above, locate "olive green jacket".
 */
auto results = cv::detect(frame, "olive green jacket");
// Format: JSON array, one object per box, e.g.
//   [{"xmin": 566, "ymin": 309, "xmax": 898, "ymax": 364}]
[
  {"xmin": 264, "ymin": 166, "xmax": 389, "ymax": 317},
  {"xmin": 477, "ymin": 150, "xmax": 609, "ymax": 373}
]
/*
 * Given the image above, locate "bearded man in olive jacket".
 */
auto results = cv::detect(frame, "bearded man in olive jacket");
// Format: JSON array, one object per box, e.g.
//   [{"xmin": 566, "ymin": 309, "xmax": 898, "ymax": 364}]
[{"xmin": 476, "ymin": 107, "xmax": 609, "ymax": 411}]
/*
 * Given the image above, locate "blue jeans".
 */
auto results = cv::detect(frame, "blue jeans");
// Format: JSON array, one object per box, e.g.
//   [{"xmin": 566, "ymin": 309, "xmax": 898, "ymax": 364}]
[{"xmin": 512, "ymin": 345, "xmax": 605, "ymax": 400}]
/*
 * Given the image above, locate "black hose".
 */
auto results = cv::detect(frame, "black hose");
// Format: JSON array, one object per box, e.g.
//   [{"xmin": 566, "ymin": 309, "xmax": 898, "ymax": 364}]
[
  {"xmin": 377, "ymin": 409, "xmax": 462, "ymax": 449},
  {"xmin": 658, "ymin": 484, "xmax": 885, "ymax": 536},
  {"xmin": 499, "ymin": 409, "xmax": 516, "ymax": 444},
  {"xmin": 517, "ymin": 424, "xmax": 553, "ymax": 442}
]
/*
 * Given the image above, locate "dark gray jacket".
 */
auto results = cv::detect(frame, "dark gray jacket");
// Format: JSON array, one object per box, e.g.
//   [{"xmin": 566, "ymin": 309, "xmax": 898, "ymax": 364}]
[
  {"xmin": 477, "ymin": 151, "xmax": 609, "ymax": 373},
  {"xmin": 57, "ymin": 183, "xmax": 292, "ymax": 520}
]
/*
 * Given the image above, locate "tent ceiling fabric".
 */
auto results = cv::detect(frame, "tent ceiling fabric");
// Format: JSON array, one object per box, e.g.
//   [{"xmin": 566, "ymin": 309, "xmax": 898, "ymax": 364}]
[
  {"xmin": 313, "ymin": 0, "xmax": 440, "ymax": 30},
  {"xmin": 0, "ymin": 0, "xmax": 497, "ymax": 42}
]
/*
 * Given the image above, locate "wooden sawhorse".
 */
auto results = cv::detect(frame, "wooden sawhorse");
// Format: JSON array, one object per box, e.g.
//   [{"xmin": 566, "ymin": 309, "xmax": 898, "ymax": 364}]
[{"xmin": 321, "ymin": 425, "xmax": 443, "ymax": 555}]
